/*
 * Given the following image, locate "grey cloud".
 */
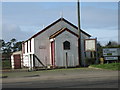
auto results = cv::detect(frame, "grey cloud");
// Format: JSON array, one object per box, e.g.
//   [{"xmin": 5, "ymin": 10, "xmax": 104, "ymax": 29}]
[{"xmin": 2, "ymin": 23, "xmax": 33, "ymax": 41}]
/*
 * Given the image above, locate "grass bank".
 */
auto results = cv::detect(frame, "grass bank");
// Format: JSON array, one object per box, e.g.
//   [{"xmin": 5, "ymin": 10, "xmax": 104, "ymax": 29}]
[{"xmin": 90, "ymin": 63, "xmax": 120, "ymax": 70}]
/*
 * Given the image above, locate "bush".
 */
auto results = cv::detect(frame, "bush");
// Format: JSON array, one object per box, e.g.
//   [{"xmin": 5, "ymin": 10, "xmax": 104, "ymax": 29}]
[{"xmin": 85, "ymin": 58, "xmax": 96, "ymax": 65}]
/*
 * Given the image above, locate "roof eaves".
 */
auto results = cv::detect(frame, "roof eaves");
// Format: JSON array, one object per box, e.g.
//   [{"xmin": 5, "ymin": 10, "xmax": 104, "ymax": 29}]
[
  {"xmin": 24, "ymin": 18, "xmax": 91, "ymax": 42},
  {"xmin": 62, "ymin": 18, "xmax": 91, "ymax": 37},
  {"xmin": 49, "ymin": 28, "xmax": 66, "ymax": 39},
  {"xmin": 49, "ymin": 28, "xmax": 79, "ymax": 39},
  {"xmin": 24, "ymin": 18, "xmax": 62, "ymax": 42}
]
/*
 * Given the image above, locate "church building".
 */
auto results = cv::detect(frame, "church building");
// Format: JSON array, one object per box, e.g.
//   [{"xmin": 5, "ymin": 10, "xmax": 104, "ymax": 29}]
[{"xmin": 22, "ymin": 18, "xmax": 91, "ymax": 69}]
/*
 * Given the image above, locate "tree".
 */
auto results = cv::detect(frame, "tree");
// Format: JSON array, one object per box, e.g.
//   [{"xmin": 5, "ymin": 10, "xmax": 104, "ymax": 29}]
[
  {"xmin": 10, "ymin": 38, "xmax": 17, "ymax": 52},
  {"xmin": 0, "ymin": 39, "xmax": 5, "ymax": 53},
  {"xmin": 97, "ymin": 42, "xmax": 103, "ymax": 58},
  {"xmin": 13, "ymin": 41, "xmax": 22, "ymax": 52},
  {"xmin": 1, "ymin": 38, "xmax": 23, "ymax": 54},
  {"xmin": 105, "ymin": 41, "xmax": 119, "ymax": 48},
  {"xmin": 0, "ymin": 39, "xmax": 5, "ymax": 47}
]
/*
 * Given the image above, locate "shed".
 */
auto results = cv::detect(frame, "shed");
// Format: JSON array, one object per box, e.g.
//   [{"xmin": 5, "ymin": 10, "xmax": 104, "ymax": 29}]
[{"xmin": 11, "ymin": 51, "xmax": 23, "ymax": 69}]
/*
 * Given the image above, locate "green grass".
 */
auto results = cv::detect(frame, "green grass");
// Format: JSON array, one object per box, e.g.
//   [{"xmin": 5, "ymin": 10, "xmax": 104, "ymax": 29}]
[
  {"xmin": 2, "ymin": 60, "xmax": 11, "ymax": 69},
  {"xmin": 90, "ymin": 63, "xmax": 120, "ymax": 70}
]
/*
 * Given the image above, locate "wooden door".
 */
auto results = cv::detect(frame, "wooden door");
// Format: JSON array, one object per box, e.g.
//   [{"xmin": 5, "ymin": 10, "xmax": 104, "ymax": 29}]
[{"xmin": 14, "ymin": 54, "xmax": 21, "ymax": 69}]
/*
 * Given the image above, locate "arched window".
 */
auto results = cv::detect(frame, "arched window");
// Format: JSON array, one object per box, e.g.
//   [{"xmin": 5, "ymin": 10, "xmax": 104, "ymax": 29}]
[{"xmin": 63, "ymin": 41, "xmax": 70, "ymax": 50}]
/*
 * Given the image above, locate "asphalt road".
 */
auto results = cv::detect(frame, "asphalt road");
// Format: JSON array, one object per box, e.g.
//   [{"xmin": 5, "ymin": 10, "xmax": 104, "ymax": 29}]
[{"xmin": 1, "ymin": 68, "xmax": 119, "ymax": 88}]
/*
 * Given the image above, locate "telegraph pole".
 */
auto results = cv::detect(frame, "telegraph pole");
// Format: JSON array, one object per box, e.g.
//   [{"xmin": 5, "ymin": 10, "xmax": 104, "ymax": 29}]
[{"xmin": 77, "ymin": 0, "xmax": 81, "ymax": 66}]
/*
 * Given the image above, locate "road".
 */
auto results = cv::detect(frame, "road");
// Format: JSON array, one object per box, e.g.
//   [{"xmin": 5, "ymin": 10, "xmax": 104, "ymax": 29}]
[{"xmin": 1, "ymin": 68, "xmax": 119, "ymax": 88}]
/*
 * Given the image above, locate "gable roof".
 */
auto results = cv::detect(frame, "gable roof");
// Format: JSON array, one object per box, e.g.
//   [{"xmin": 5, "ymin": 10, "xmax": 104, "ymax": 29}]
[
  {"xmin": 50, "ymin": 28, "xmax": 79, "ymax": 39},
  {"xmin": 27, "ymin": 18, "xmax": 91, "ymax": 41}
]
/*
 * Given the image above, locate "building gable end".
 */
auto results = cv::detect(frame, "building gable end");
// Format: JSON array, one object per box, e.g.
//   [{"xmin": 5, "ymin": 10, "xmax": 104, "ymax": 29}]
[
  {"xmin": 50, "ymin": 28, "xmax": 79, "ymax": 39},
  {"xmin": 26, "ymin": 18, "xmax": 91, "ymax": 42}
]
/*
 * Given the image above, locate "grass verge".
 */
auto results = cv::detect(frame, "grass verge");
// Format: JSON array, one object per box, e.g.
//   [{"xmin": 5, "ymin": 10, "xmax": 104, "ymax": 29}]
[{"xmin": 90, "ymin": 63, "xmax": 120, "ymax": 70}]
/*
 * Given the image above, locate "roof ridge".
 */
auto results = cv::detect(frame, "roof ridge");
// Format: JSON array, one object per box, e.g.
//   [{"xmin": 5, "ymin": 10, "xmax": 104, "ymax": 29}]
[{"xmin": 25, "ymin": 18, "xmax": 91, "ymax": 42}]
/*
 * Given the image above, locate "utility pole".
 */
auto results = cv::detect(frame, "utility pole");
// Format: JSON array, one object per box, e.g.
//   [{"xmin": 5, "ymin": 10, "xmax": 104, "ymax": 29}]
[
  {"xmin": 77, "ymin": 0, "xmax": 81, "ymax": 66},
  {"xmin": 95, "ymin": 38, "xmax": 98, "ymax": 64}
]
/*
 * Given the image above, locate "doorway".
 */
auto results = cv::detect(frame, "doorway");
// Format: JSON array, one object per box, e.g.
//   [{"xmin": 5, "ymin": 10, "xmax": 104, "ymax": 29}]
[{"xmin": 13, "ymin": 54, "xmax": 21, "ymax": 69}]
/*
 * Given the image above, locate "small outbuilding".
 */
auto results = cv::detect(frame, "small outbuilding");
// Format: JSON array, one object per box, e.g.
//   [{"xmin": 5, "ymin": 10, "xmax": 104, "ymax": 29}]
[{"xmin": 11, "ymin": 51, "xmax": 23, "ymax": 69}]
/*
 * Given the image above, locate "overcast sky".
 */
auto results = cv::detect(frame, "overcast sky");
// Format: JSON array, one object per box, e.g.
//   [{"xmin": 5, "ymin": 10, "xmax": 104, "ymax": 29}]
[{"xmin": 2, "ymin": 2, "xmax": 118, "ymax": 46}]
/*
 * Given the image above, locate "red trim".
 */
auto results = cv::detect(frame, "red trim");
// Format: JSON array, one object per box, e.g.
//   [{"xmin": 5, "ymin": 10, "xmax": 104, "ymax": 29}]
[
  {"xmin": 25, "ymin": 18, "xmax": 91, "ymax": 42},
  {"xmin": 51, "ymin": 41, "xmax": 55, "ymax": 67},
  {"xmin": 50, "ymin": 28, "xmax": 79, "ymax": 39}
]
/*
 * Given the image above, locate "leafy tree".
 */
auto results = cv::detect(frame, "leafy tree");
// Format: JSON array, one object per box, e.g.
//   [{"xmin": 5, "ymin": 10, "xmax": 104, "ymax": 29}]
[
  {"xmin": 97, "ymin": 42, "xmax": 103, "ymax": 58},
  {"xmin": 13, "ymin": 41, "xmax": 22, "ymax": 52},
  {"xmin": 0, "ymin": 38, "xmax": 23, "ymax": 54},
  {"xmin": 1, "ymin": 38, "xmax": 23, "ymax": 63},
  {"xmin": 10, "ymin": 38, "xmax": 16, "ymax": 43},
  {"xmin": 0, "ymin": 39, "xmax": 6, "ymax": 53},
  {"xmin": 106, "ymin": 41, "xmax": 112, "ymax": 46},
  {"xmin": 105, "ymin": 41, "xmax": 119, "ymax": 48},
  {"xmin": 0, "ymin": 39, "xmax": 5, "ymax": 47}
]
